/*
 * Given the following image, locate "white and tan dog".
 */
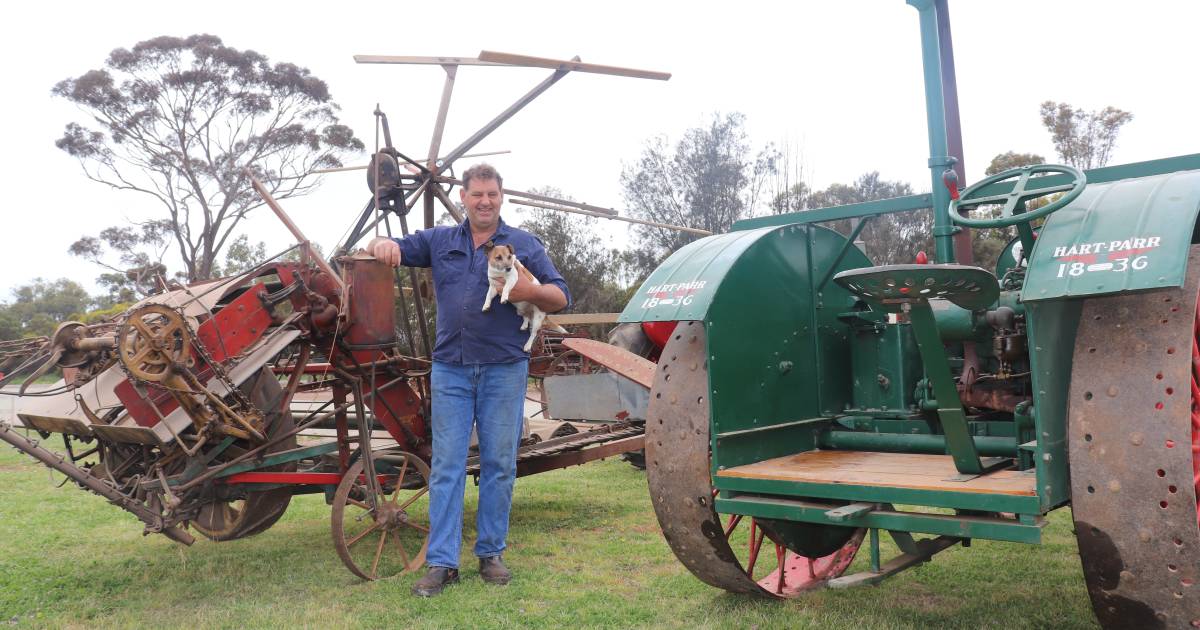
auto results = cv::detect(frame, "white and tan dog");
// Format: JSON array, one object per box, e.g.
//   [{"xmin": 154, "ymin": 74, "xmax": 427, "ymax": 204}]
[{"xmin": 482, "ymin": 243, "xmax": 567, "ymax": 352}]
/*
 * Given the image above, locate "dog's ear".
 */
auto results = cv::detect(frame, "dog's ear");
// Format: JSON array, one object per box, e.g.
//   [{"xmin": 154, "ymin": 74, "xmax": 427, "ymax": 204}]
[
  {"xmin": 504, "ymin": 244, "xmax": 516, "ymax": 257},
  {"xmin": 484, "ymin": 240, "xmax": 496, "ymax": 253}
]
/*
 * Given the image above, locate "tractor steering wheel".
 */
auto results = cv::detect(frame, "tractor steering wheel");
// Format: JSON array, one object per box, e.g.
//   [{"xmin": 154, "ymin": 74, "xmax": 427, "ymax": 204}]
[{"xmin": 949, "ymin": 164, "xmax": 1086, "ymax": 228}]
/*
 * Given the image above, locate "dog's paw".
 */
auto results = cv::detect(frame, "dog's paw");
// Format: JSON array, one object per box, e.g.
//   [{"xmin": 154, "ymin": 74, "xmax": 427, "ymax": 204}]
[
  {"xmin": 500, "ymin": 295, "xmax": 509, "ymax": 304},
  {"xmin": 481, "ymin": 302, "xmax": 491, "ymax": 312},
  {"xmin": 520, "ymin": 320, "xmax": 529, "ymax": 331},
  {"xmin": 522, "ymin": 341, "xmax": 533, "ymax": 352}
]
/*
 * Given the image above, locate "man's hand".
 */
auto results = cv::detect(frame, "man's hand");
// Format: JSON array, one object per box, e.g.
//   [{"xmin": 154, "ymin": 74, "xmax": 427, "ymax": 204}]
[
  {"xmin": 368, "ymin": 237, "xmax": 402, "ymax": 267},
  {"xmin": 490, "ymin": 275, "xmax": 567, "ymax": 313},
  {"xmin": 493, "ymin": 274, "xmax": 535, "ymax": 304}
]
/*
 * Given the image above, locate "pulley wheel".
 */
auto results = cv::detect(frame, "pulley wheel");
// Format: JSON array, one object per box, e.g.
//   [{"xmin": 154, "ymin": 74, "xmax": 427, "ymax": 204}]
[
  {"xmin": 117, "ymin": 304, "xmax": 190, "ymax": 382},
  {"xmin": 1069, "ymin": 246, "xmax": 1200, "ymax": 628},
  {"xmin": 645, "ymin": 321, "xmax": 863, "ymax": 597}
]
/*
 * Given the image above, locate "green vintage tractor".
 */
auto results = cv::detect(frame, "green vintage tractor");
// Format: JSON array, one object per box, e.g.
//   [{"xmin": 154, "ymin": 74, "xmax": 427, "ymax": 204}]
[{"xmin": 568, "ymin": 1, "xmax": 1200, "ymax": 627}]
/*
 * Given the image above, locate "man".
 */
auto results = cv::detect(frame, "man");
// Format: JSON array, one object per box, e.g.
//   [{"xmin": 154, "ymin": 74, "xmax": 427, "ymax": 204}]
[{"xmin": 369, "ymin": 163, "xmax": 569, "ymax": 597}]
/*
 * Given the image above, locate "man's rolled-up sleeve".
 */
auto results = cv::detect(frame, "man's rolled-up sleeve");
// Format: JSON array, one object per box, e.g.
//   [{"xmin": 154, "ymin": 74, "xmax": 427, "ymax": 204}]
[
  {"xmin": 393, "ymin": 230, "xmax": 434, "ymax": 268},
  {"xmin": 523, "ymin": 239, "xmax": 572, "ymax": 310}
]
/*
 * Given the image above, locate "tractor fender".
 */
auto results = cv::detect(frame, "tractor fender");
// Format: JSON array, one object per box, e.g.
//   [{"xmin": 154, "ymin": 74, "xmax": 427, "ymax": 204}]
[
  {"xmin": 1022, "ymin": 168, "xmax": 1200, "ymax": 302},
  {"xmin": 619, "ymin": 223, "xmax": 874, "ymax": 462},
  {"xmin": 619, "ymin": 223, "xmax": 870, "ymax": 325}
]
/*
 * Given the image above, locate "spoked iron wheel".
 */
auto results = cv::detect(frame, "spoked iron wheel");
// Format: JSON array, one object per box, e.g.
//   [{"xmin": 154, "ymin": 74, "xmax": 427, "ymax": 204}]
[
  {"xmin": 1069, "ymin": 246, "xmax": 1200, "ymax": 628},
  {"xmin": 191, "ymin": 369, "xmax": 296, "ymax": 541},
  {"xmin": 331, "ymin": 451, "xmax": 431, "ymax": 580},
  {"xmin": 645, "ymin": 321, "xmax": 863, "ymax": 597}
]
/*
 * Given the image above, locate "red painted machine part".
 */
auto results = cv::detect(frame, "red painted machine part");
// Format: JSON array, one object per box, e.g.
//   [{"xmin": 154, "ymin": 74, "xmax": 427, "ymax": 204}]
[
  {"xmin": 194, "ymin": 285, "xmax": 274, "ymax": 363},
  {"xmin": 369, "ymin": 379, "xmax": 427, "ymax": 452},
  {"xmin": 342, "ymin": 256, "xmax": 398, "ymax": 349},
  {"xmin": 220, "ymin": 472, "xmax": 396, "ymax": 485},
  {"xmin": 115, "ymin": 284, "xmax": 274, "ymax": 427},
  {"xmin": 641, "ymin": 321, "xmax": 679, "ymax": 350}
]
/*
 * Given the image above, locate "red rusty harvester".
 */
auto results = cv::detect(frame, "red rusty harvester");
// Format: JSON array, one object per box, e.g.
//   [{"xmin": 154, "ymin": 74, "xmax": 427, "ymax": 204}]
[{"xmin": 0, "ymin": 45, "xmax": 674, "ymax": 578}]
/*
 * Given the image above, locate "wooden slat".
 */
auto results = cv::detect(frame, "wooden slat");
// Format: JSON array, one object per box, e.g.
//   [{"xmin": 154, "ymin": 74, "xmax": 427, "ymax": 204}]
[
  {"xmin": 354, "ymin": 55, "xmax": 504, "ymax": 66},
  {"xmin": 545, "ymin": 313, "xmax": 620, "ymax": 325},
  {"xmin": 560, "ymin": 338, "xmax": 657, "ymax": 389},
  {"xmin": 427, "ymin": 64, "xmax": 458, "ymax": 167},
  {"xmin": 510, "ymin": 198, "xmax": 712, "ymax": 235},
  {"xmin": 436, "ymin": 59, "xmax": 574, "ymax": 172},
  {"xmin": 478, "ymin": 51, "xmax": 671, "ymax": 81},
  {"xmin": 247, "ymin": 174, "xmax": 343, "ymax": 291},
  {"xmin": 436, "ymin": 176, "xmax": 623, "ymax": 218},
  {"xmin": 310, "ymin": 151, "xmax": 511, "ymax": 175},
  {"xmin": 717, "ymin": 451, "xmax": 1037, "ymax": 496}
]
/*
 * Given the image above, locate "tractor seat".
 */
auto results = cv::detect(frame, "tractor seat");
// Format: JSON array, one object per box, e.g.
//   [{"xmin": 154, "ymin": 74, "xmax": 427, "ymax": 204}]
[{"xmin": 833, "ymin": 264, "xmax": 999, "ymax": 311}]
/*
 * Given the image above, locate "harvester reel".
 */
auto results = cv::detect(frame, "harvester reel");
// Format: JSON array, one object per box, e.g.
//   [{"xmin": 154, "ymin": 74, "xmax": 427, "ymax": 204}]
[
  {"xmin": 117, "ymin": 304, "xmax": 191, "ymax": 382},
  {"xmin": 950, "ymin": 164, "xmax": 1085, "ymax": 228},
  {"xmin": 645, "ymin": 321, "xmax": 863, "ymax": 597}
]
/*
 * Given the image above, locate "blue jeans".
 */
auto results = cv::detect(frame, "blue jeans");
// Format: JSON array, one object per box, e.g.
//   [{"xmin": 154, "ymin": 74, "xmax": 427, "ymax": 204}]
[{"xmin": 426, "ymin": 360, "xmax": 528, "ymax": 568}]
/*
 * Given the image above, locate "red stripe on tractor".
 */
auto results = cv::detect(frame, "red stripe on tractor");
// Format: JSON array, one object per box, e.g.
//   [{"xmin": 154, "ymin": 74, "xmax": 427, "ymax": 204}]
[
  {"xmin": 1056, "ymin": 254, "xmax": 1098, "ymax": 264},
  {"xmin": 1107, "ymin": 247, "xmax": 1156, "ymax": 260}
]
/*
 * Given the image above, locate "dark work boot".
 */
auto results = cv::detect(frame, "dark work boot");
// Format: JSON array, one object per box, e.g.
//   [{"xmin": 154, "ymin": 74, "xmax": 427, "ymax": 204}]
[
  {"xmin": 412, "ymin": 566, "xmax": 460, "ymax": 597},
  {"xmin": 479, "ymin": 555, "xmax": 512, "ymax": 585}
]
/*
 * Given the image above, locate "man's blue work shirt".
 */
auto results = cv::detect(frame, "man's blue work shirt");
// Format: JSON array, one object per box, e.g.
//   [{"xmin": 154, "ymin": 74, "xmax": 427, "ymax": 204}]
[{"xmin": 393, "ymin": 218, "xmax": 571, "ymax": 365}]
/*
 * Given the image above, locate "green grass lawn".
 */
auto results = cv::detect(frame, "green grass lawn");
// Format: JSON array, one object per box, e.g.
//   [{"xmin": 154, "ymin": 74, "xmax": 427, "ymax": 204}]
[{"xmin": 0, "ymin": 438, "xmax": 1098, "ymax": 629}]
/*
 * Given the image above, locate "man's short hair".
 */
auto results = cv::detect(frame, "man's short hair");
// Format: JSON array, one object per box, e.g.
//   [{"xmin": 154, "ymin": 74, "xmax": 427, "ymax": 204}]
[{"xmin": 462, "ymin": 163, "xmax": 503, "ymax": 191}]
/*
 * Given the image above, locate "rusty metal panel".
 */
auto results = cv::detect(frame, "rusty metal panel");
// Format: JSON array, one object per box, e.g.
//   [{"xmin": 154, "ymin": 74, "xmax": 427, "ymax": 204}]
[
  {"xmin": 15, "ymin": 359, "xmax": 129, "ymax": 435},
  {"xmin": 341, "ymin": 254, "xmax": 398, "ymax": 350},
  {"xmin": 514, "ymin": 435, "xmax": 645, "ymax": 477},
  {"xmin": 560, "ymin": 337, "xmax": 656, "ymax": 388},
  {"xmin": 1023, "ymin": 169, "xmax": 1200, "ymax": 302},
  {"xmin": 90, "ymin": 424, "xmax": 162, "ymax": 445},
  {"xmin": 544, "ymin": 372, "xmax": 649, "ymax": 422},
  {"xmin": 195, "ymin": 283, "xmax": 274, "ymax": 362},
  {"xmin": 20, "ymin": 414, "xmax": 92, "ymax": 437}
]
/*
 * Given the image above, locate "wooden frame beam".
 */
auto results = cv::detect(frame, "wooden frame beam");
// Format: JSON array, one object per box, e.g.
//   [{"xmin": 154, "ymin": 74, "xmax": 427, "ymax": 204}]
[
  {"xmin": 430, "ymin": 184, "xmax": 465, "ymax": 223},
  {"xmin": 436, "ymin": 60, "xmax": 577, "ymax": 173},
  {"xmin": 478, "ymin": 51, "xmax": 671, "ymax": 81},
  {"xmin": 510, "ymin": 198, "xmax": 711, "ymax": 236},
  {"xmin": 436, "ymin": 176, "xmax": 618, "ymax": 217},
  {"xmin": 353, "ymin": 55, "xmax": 503, "ymax": 66},
  {"xmin": 427, "ymin": 65, "xmax": 458, "ymax": 168}
]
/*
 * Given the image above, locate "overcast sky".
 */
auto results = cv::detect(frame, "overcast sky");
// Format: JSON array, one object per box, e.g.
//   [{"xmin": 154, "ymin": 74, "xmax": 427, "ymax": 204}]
[{"xmin": 2, "ymin": 0, "xmax": 1197, "ymax": 297}]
